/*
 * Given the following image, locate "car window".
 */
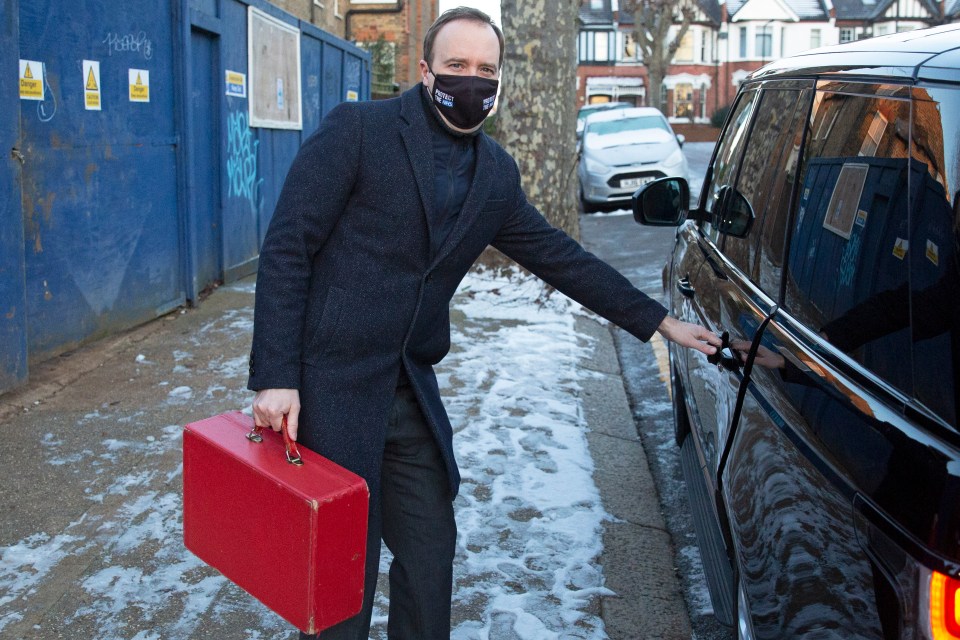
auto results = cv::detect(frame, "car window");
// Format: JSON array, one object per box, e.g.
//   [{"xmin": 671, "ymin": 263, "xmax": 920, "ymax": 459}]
[
  {"xmin": 784, "ymin": 83, "xmax": 916, "ymax": 402},
  {"xmin": 905, "ymin": 85, "xmax": 960, "ymax": 427},
  {"xmin": 724, "ymin": 86, "xmax": 813, "ymax": 281},
  {"xmin": 703, "ymin": 89, "xmax": 760, "ymax": 243},
  {"xmin": 586, "ymin": 115, "xmax": 670, "ymax": 136},
  {"xmin": 584, "ymin": 117, "xmax": 675, "ymax": 151}
]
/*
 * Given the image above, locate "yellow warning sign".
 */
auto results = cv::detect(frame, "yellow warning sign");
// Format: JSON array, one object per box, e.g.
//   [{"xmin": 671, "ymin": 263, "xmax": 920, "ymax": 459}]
[
  {"xmin": 83, "ymin": 60, "xmax": 101, "ymax": 111},
  {"xmin": 129, "ymin": 69, "xmax": 150, "ymax": 103},
  {"xmin": 19, "ymin": 59, "xmax": 44, "ymax": 100}
]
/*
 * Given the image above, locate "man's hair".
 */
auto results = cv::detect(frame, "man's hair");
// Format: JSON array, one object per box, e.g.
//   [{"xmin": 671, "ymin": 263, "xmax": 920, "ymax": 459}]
[{"xmin": 423, "ymin": 6, "xmax": 504, "ymax": 71}]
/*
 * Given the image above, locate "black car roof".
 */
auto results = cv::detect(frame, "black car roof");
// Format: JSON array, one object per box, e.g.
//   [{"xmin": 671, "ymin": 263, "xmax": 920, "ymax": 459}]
[{"xmin": 750, "ymin": 24, "xmax": 960, "ymax": 85}]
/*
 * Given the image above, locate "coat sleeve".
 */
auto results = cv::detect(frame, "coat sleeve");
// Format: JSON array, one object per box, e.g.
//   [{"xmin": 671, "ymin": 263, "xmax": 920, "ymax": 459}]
[
  {"xmin": 490, "ymin": 165, "xmax": 668, "ymax": 343},
  {"xmin": 247, "ymin": 103, "xmax": 363, "ymax": 391}
]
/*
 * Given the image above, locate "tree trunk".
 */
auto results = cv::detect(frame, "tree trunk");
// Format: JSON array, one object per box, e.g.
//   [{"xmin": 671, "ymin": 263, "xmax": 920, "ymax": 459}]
[
  {"xmin": 493, "ymin": 0, "xmax": 580, "ymax": 241},
  {"xmin": 647, "ymin": 60, "xmax": 665, "ymax": 111}
]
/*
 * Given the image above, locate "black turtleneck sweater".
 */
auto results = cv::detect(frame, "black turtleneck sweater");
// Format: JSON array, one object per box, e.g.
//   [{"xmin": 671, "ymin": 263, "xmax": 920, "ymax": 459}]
[{"xmin": 421, "ymin": 86, "xmax": 477, "ymax": 258}]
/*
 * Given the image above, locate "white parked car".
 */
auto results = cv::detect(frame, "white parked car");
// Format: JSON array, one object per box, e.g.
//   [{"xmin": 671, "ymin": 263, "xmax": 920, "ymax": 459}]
[{"xmin": 578, "ymin": 107, "xmax": 688, "ymax": 213}]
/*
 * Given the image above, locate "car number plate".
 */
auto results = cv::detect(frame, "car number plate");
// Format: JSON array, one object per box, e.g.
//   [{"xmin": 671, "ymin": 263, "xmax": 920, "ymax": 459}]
[{"xmin": 620, "ymin": 176, "xmax": 653, "ymax": 189}]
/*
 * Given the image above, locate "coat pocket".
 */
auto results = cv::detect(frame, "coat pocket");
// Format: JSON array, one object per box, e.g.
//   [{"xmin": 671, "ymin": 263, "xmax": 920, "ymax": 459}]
[
  {"xmin": 482, "ymin": 197, "xmax": 510, "ymax": 213},
  {"xmin": 303, "ymin": 285, "xmax": 346, "ymax": 364}
]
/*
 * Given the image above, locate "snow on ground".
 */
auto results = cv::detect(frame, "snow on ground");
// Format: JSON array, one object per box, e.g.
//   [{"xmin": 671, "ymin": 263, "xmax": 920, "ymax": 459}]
[{"xmin": 0, "ymin": 269, "xmax": 615, "ymax": 639}]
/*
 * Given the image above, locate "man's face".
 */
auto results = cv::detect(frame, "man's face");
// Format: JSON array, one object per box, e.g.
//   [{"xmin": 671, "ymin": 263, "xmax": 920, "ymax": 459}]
[{"xmin": 420, "ymin": 19, "xmax": 501, "ymax": 134}]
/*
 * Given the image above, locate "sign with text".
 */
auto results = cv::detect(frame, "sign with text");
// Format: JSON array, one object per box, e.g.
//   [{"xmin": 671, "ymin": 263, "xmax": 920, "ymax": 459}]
[
  {"xmin": 129, "ymin": 69, "xmax": 150, "ymax": 102},
  {"xmin": 19, "ymin": 59, "xmax": 44, "ymax": 100},
  {"xmin": 83, "ymin": 60, "xmax": 102, "ymax": 111}
]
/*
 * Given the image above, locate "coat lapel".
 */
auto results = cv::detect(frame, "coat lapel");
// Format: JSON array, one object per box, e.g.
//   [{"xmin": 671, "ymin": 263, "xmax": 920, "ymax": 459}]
[
  {"xmin": 399, "ymin": 88, "xmax": 435, "ymax": 232},
  {"xmin": 431, "ymin": 133, "xmax": 495, "ymax": 269}
]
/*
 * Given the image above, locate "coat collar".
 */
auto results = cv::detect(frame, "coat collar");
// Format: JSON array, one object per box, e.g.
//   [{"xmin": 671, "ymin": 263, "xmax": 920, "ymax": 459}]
[
  {"xmin": 399, "ymin": 84, "xmax": 497, "ymax": 269},
  {"xmin": 399, "ymin": 86, "xmax": 435, "ymax": 222}
]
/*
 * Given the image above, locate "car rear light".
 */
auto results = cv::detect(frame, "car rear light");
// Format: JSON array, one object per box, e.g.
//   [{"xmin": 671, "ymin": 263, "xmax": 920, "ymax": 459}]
[
  {"xmin": 928, "ymin": 570, "xmax": 960, "ymax": 639},
  {"xmin": 855, "ymin": 497, "xmax": 960, "ymax": 640}
]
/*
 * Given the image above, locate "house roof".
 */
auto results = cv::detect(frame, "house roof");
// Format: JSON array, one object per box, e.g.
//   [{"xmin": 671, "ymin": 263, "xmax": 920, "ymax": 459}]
[
  {"xmin": 831, "ymin": 0, "xmax": 941, "ymax": 21},
  {"xmin": 728, "ymin": 0, "xmax": 829, "ymax": 20},
  {"xmin": 614, "ymin": 0, "xmax": 723, "ymax": 27},
  {"xmin": 579, "ymin": 0, "xmax": 945, "ymax": 29},
  {"xmin": 578, "ymin": 0, "xmax": 614, "ymax": 27}
]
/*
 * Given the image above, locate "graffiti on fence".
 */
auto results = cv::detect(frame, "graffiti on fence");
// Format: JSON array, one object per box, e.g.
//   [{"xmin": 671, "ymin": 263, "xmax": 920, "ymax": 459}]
[{"xmin": 226, "ymin": 111, "xmax": 263, "ymax": 215}]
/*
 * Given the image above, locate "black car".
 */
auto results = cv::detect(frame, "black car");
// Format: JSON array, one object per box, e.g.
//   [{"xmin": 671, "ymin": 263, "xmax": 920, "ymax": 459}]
[{"xmin": 635, "ymin": 25, "xmax": 960, "ymax": 639}]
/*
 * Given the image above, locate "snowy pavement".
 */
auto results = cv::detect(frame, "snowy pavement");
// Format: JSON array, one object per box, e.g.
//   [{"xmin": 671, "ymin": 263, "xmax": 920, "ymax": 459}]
[{"xmin": 0, "ymin": 268, "xmax": 649, "ymax": 639}]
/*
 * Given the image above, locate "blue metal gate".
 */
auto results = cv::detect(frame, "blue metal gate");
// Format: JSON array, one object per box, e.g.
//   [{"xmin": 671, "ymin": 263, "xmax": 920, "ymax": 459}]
[
  {"xmin": 1, "ymin": 0, "xmax": 370, "ymax": 393},
  {"xmin": 1, "ymin": 0, "xmax": 28, "ymax": 390},
  {"xmin": 18, "ymin": 0, "xmax": 184, "ymax": 360}
]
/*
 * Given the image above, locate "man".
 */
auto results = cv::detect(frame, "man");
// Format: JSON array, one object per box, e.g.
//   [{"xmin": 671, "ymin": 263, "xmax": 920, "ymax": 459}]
[{"xmin": 249, "ymin": 7, "xmax": 719, "ymax": 639}]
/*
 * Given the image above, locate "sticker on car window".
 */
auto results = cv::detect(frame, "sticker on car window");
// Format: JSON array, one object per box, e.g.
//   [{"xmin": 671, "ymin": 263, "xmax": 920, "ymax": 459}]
[
  {"xmin": 926, "ymin": 239, "xmax": 939, "ymax": 266},
  {"xmin": 892, "ymin": 237, "xmax": 909, "ymax": 260}
]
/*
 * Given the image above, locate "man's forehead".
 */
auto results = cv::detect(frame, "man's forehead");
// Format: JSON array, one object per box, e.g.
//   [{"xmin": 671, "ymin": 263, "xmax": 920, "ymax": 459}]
[{"xmin": 434, "ymin": 20, "xmax": 500, "ymax": 66}]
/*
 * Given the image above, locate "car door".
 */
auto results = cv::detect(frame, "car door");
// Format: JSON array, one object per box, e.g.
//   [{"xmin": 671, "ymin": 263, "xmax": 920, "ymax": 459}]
[
  {"xmin": 674, "ymin": 87, "xmax": 759, "ymax": 486},
  {"xmin": 723, "ymin": 81, "xmax": 951, "ymax": 639}
]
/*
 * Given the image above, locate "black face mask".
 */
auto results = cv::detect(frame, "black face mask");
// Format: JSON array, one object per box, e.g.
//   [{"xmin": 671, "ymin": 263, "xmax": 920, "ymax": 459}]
[{"xmin": 428, "ymin": 68, "xmax": 499, "ymax": 130}]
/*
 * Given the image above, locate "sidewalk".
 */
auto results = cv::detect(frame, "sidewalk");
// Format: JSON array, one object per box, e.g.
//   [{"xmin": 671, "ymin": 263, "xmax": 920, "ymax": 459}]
[{"xmin": 0, "ymin": 270, "xmax": 690, "ymax": 639}]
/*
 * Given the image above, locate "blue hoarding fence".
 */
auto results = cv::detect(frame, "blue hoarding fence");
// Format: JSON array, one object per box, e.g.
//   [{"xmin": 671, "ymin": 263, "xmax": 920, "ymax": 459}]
[{"xmin": 1, "ymin": 0, "xmax": 370, "ymax": 394}]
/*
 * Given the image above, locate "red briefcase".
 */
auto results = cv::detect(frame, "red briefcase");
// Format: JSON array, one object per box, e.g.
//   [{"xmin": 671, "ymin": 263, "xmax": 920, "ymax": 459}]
[{"xmin": 182, "ymin": 411, "xmax": 369, "ymax": 634}]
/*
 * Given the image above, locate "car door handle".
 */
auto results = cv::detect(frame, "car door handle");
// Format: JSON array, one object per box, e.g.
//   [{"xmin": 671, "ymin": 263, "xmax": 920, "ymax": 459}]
[
  {"xmin": 676, "ymin": 277, "xmax": 695, "ymax": 298},
  {"xmin": 707, "ymin": 330, "xmax": 742, "ymax": 372}
]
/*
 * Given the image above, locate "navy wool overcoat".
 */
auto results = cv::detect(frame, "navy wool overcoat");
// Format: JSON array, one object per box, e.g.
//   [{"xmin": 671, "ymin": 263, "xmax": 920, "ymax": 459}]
[{"xmin": 247, "ymin": 85, "xmax": 668, "ymax": 498}]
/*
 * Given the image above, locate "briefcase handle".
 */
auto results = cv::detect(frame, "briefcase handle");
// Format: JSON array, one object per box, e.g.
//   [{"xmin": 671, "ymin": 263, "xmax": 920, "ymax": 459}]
[{"xmin": 246, "ymin": 416, "xmax": 304, "ymax": 466}]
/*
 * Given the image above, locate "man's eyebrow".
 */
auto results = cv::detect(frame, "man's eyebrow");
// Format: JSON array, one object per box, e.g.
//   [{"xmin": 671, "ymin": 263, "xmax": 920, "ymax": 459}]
[{"xmin": 442, "ymin": 55, "xmax": 498, "ymax": 69}]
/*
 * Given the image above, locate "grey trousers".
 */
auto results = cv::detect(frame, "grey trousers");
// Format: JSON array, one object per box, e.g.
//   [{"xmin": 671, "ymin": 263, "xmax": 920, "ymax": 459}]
[{"xmin": 301, "ymin": 385, "xmax": 457, "ymax": 640}]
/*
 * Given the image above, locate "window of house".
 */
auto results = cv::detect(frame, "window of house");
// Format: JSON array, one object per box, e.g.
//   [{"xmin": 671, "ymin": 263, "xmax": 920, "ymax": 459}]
[
  {"xmin": 579, "ymin": 31, "xmax": 615, "ymax": 63},
  {"xmin": 739, "ymin": 27, "xmax": 748, "ymax": 58},
  {"xmin": 590, "ymin": 0, "xmax": 603, "ymax": 9},
  {"xmin": 840, "ymin": 28, "xmax": 855, "ymax": 43},
  {"xmin": 756, "ymin": 25, "xmax": 773, "ymax": 59},
  {"xmin": 594, "ymin": 31, "xmax": 610, "ymax": 61},
  {"xmin": 675, "ymin": 83, "xmax": 694, "ymax": 118},
  {"xmin": 675, "ymin": 31, "xmax": 694, "ymax": 62},
  {"xmin": 810, "ymin": 29, "xmax": 822, "ymax": 49},
  {"xmin": 623, "ymin": 32, "xmax": 639, "ymax": 61}
]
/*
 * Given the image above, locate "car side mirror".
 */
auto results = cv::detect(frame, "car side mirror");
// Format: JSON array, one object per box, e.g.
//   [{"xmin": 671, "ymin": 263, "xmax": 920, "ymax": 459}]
[
  {"xmin": 676, "ymin": 133, "xmax": 685, "ymax": 148},
  {"xmin": 715, "ymin": 185, "xmax": 754, "ymax": 237},
  {"xmin": 632, "ymin": 177, "xmax": 689, "ymax": 226}
]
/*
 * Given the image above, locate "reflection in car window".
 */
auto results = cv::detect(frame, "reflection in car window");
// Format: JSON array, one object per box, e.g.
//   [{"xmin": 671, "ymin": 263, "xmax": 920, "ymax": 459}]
[
  {"xmin": 703, "ymin": 89, "xmax": 759, "ymax": 243},
  {"xmin": 905, "ymin": 87, "xmax": 959, "ymax": 426},
  {"xmin": 784, "ymin": 85, "xmax": 917, "ymax": 408},
  {"xmin": 724, "ymin": 87, "xmax": 812, "ymax": 281},
  {"xmin": 584, "ymin": 117, "xmax": 673, "ymax": 150}
]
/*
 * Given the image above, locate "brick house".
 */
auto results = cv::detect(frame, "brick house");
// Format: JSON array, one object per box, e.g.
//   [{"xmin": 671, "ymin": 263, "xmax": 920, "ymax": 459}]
[{"xmin": 578, "ymin": 0, "xmax": 954, "ymax": 123}]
